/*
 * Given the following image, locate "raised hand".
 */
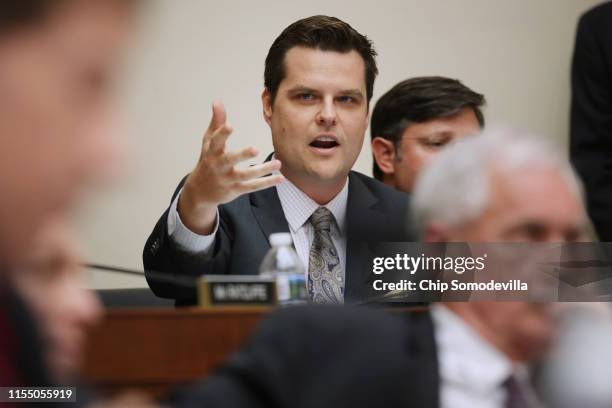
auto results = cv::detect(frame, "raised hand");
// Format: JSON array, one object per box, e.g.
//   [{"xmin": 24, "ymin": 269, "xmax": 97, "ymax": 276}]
[{"xmin": 178, "ymin": 102, "xmax": 283, "ymax": 235}]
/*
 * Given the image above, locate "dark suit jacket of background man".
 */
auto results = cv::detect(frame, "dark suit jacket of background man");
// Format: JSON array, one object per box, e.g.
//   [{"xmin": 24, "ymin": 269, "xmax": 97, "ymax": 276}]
[
  {"xmin": 168, "ymin": 306, "xmax": 439, "ymax": 408},
  {"xmin": 144, "ymin": 170, "xmax": 412, "ymax": 306},
  {"xmin": 570, "ymin": 1, "xmax": 612, "ymax": 241}
]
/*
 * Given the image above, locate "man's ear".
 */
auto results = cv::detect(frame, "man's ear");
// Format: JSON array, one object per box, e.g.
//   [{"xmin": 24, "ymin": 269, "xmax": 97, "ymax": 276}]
[
  {"xmin": 371, "ymin": 136, "xmax": 398, "ymax": 176},
  {"xmin": 262, "ymin": 88, "xmax": 273, "ymax": 126}
]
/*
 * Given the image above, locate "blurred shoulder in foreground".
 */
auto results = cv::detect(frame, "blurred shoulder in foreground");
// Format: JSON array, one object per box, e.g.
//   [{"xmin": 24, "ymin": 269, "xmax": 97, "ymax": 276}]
[{"xmin": 169, "ymin": 305, "xmax": 438, "ymax": 408}]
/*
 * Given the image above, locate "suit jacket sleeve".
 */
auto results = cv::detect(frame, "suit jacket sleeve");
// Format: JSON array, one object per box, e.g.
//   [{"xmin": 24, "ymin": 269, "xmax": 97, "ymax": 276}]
[
  {"xmin": 143, "ymin": 176, "xmax": 234, "ymax": 304},
  {"xmin": 570, "ymin": 5, "xmax": 612, "ymax": 241}
]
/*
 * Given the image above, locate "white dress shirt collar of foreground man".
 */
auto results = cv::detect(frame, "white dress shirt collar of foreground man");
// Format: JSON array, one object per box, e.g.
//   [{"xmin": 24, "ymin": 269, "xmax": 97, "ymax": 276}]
[{"xmin": 144, "ymin": 15, "xmax": 411, "ymax": 305}]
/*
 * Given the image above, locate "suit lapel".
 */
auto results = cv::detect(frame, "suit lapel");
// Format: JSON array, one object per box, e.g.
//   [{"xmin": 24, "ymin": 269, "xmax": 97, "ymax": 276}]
[
  {"xmin": 250, "ymin": 152, "xmax": 291, "ymax": 245},
  {"xmin": 250, "ymin": 186, "xmax": 291, "ymax": 246},
  {"xmin": 345, "ymin": 172, "xmax": 379, "ymax": 303}
]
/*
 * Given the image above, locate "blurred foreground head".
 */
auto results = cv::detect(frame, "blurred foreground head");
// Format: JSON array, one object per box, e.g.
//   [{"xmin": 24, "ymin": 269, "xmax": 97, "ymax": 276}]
[
  {"xmin": 12, "ymin": 219, "xmax": 102, "ymax": 383},
  {"xmin": 411, "ymin": 129, "xmax": 589, "ymax": 362},
  {"xmin": 0, "ymin": 0, "xmax": 136, "ymax": 266}
]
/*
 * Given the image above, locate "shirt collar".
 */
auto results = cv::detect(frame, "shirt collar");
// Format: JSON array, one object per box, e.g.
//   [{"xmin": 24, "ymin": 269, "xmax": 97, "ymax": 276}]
[
  {"xmin": 431, "ymin": 304, "xmax": 516, "ymax": 394},
  {"xmin": 275, "ymin": 173, "xmax": 348, "ymax": 235}
]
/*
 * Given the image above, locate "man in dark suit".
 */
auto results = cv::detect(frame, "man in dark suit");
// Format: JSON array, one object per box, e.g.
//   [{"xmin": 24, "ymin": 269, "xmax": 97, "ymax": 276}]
[
  {"xmin": 171, "ymin": 130, "xmax": 589, "ymax": 408},
  {"xmin": 570, "ymin": 1, "xmax": 612, "ymax": 242},
  {"xmin": 144, "ymin": 16, "xmax": 411, "ymax": 306}
]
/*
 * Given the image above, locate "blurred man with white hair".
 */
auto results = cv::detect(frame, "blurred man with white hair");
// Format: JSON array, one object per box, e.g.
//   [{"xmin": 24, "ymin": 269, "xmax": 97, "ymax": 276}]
[{"xmin": 411, "ymin": 129, "xmax": 589, "ymax": 407}]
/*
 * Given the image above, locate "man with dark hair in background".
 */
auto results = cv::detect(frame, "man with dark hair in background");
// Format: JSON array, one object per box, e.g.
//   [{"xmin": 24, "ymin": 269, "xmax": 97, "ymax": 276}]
[
  {"xmin": 144, "ymin": 15, "xmax": 411, "ymax": 306},
  {"xmin": 370, "ymin": 76, "xmax": 485, "ymax": 193}
]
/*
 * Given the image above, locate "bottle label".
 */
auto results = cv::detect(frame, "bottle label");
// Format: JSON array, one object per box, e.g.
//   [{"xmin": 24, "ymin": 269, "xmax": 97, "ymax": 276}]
[
  {"xmin": 276, "ymin": 275, "xmax": 291, "ymax": 301},
  {"xmin": 276, "ymin": 274, "xmax": 309, "ymax": 305}
]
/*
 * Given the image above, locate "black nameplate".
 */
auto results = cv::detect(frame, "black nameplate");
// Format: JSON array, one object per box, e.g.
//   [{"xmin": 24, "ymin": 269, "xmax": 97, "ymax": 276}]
[{"xmin": 198, "ymin": 275, "xmax": 277, "ymax": 307}]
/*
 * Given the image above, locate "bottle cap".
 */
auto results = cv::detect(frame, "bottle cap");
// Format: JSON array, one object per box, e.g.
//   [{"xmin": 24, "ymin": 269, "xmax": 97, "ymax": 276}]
[{"xmin": 269, "ymin": 232, "xmax": 293, "ymax": 247}]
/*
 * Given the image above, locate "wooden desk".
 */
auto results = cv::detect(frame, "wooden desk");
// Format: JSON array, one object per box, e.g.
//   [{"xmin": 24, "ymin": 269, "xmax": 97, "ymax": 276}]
[
  {"xmin": 82, "ymin": 307, "xmax": 270, "ymax": 397},
  {"xmin": 82, "ymin": 305, "xmax": 426, "ymax": 398}
]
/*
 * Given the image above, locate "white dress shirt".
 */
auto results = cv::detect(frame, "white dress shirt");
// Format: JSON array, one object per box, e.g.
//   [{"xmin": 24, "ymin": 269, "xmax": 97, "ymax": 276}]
[
  {"xmin": 166, "ymin": 176, "xmax": 348, "ymax": 287},
  {"xmin": 275, "ymin": 175, "xmax": 348, "ymax": 283},
  {"xmin": 166, "ymin": 187, "xmax": 218, "ymax": 258},
  {"xmin": 431, "ymin": 304, "xmax": 540, "ymax": 408}
]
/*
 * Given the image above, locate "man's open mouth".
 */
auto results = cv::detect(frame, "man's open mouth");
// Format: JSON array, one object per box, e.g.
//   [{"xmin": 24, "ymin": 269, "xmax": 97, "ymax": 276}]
[{"xmin": 309, "ymin": 136, "xmax": 339, "ymax": 149}]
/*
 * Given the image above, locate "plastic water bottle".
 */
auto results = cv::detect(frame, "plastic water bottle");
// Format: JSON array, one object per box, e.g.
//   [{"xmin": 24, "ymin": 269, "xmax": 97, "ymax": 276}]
[{"xmin": 259, "ymin": 233, "xmax": 308, "ymax": 306}]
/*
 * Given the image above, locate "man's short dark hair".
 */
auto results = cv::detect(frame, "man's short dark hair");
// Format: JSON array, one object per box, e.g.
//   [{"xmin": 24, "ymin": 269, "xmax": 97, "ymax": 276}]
[
  {"xmin": 370, "ymin": 76, "xmax": 486, "ymax": 180},
  {"xmin": 264, "ymin": 15, "xmax": 378, "ymax": 105}
]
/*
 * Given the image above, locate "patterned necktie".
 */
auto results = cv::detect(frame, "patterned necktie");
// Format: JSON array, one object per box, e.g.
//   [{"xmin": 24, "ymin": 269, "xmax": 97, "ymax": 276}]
[
  {"xmin": 308, "ymin": 207, "xmax": 343, "ymax": 304},
  {"xmin": 504, "ymin": 375, "xmax": 532, "ymax": 408}
]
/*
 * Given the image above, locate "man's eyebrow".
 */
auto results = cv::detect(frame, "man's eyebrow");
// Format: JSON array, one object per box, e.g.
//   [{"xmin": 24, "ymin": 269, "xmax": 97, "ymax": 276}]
[
  {"xmin": 417, "ymin": 131, "xmax": 454, "ymax": 138},
  {"xmin": 339, "ymin": 89, "xmax": 364, "ymax": 98},
  {"xmin": 286, "ymin": 85, "xmax": 317, "ymax": 94},
  {"xmin": 285, "ymin": 86, "xmax": 364, "ymax": 98},
  {"xmin": 413, "ymin": 130, "xmax": 479, "ymax": 140},
  {"xmin": 403, "ymin": 131, "xmax": 453, "ymax": 141},
  {"xmin": 507, "ymin": 221, "xmax": 548, "ymax": 234}
]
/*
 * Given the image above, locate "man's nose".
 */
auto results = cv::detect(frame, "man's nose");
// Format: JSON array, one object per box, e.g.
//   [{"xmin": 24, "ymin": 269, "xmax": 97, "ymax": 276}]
[{"xmin": 316, "ymin": 97, "xmax": 337, "ymax": 127}]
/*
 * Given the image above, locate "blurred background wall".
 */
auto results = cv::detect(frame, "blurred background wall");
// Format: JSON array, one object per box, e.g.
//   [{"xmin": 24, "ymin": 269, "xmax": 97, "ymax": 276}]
[{"xmin": 80, "ymin": 0, "xmax": 603, "ymax": 289}]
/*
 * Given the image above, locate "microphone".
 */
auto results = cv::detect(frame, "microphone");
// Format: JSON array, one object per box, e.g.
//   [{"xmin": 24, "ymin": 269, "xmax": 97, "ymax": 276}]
[{"xmin": 83, "ymin": 263, "xmax": 198, "ymax": 288}]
